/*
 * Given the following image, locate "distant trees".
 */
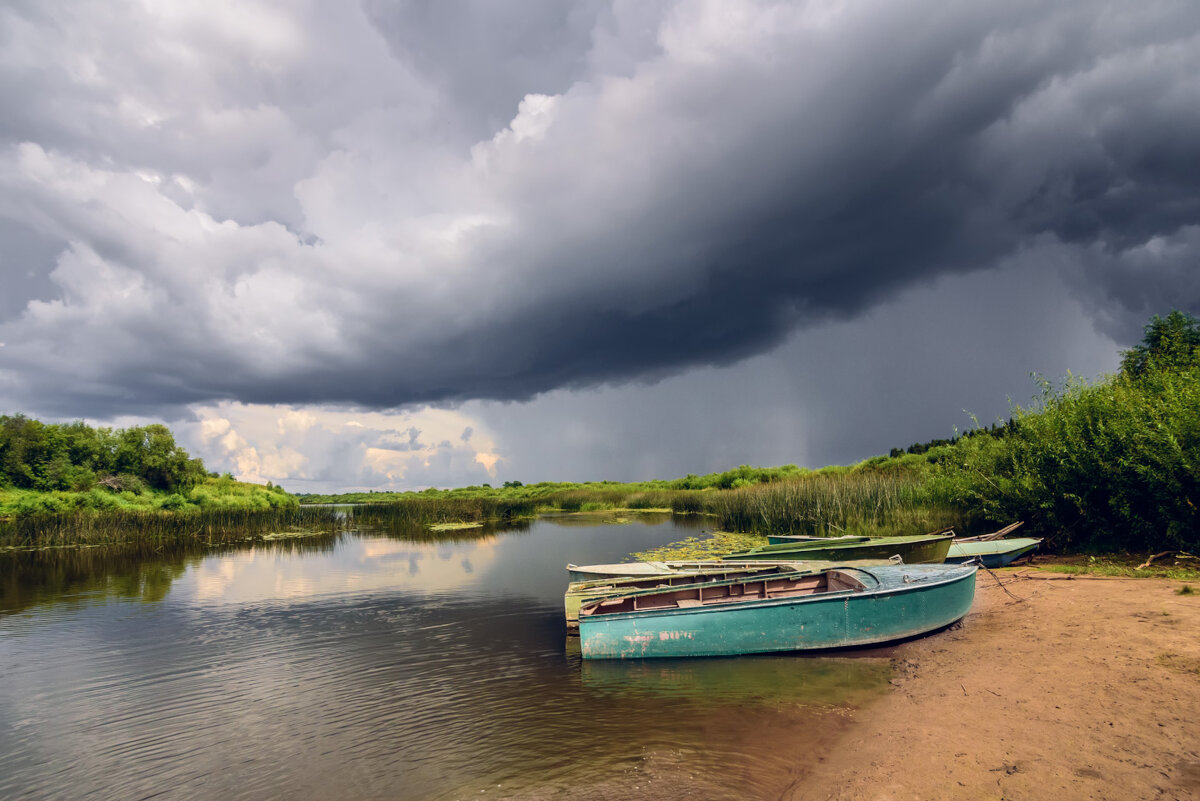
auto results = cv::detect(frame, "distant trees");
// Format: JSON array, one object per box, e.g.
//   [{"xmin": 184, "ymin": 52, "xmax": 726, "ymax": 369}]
[
  {"xmin": 0, "ymin": 416, "xmax": 208, "ymax": 493},
  {"xmin": 668, "ymin": 464, "xmax": 805, "ymax": 490}
]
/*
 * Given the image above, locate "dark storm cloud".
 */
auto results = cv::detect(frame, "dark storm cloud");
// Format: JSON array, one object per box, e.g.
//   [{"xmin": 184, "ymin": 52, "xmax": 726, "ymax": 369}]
[{"xmin": 1, "ymin": 0, "xmax": 1198, "ymax": 420}]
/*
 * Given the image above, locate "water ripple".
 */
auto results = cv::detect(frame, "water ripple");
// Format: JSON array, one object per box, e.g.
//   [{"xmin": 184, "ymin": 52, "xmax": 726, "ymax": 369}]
[{"xmin": 0, "ymin": 520, "xmax": 889, "ymax": 801}]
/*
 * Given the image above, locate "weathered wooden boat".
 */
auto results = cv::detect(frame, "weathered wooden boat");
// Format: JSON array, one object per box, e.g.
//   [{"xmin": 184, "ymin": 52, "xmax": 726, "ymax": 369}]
[
  {"xmin": 578, "ymin": 563, "xmax": 977, "ymax": 659},
  {"xmin": 723, "ymin": 533, "xmax": 954, "ymax": 564},
  {"xmin": 564, "ymin": 560, "xmax": 894, "ymax": 630},
  {"xmin": 946, "ymin": 537, "xmax": 1042, "ymax": 567},
  {"xmin": 566, "ymin": 559, "xmax": 844, "ymax": 583}
]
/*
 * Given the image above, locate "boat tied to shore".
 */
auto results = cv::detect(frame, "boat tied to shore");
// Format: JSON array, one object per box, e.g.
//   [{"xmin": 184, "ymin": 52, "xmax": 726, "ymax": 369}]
[
  {"xmin": 947, "ymin": 537, "xmax": 1042, "ymax": 567},
  {"xmin": 578, "ymin": 563, "xmax": 978, "ymax": 659},
  {"xmin": 724, "ymin": 532, "xmax": 955, "ymax": 564}
]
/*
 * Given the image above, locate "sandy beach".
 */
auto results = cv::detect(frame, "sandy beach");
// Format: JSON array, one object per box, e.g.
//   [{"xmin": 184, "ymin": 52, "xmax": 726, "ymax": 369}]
[{"xmin": 790, "ymin": 569, "xmax": 1200, "ymax": 801}]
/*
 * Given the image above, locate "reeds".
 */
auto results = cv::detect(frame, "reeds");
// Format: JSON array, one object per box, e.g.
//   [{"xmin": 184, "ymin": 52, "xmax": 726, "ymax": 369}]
[
  {"xmin": 0, "ymin": 506, "xmax": 346, "ymax": 549},
  {"xmin": 352, "ymin": 497, "xmax": 537, "ymax": 527},
  {"xmin": 705, "ymin": 470, "xmax": 964, "ymax": 537}
]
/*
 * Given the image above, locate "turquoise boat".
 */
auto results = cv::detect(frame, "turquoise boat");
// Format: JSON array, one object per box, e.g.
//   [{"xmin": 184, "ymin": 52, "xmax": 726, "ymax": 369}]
[
  {"xmin": 946, "ymin": 537, "xmax": 1042, "ymax": 567},
  {"xmin": 564, "ymin": 560, "xmax": 895, "ymax": 630},
  {"xmin": 578, "ymin": 563, "xmax": 977, "ymax": 659},
  {"xmin": 724, "ymin": 533, "xmax": 954, "ymax": 564}
]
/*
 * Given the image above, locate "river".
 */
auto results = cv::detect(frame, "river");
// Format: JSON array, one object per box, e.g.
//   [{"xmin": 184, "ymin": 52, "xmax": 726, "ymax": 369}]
[{"xmin": 0, "ymin": 512, "xmax": 890, "ymax": 800}]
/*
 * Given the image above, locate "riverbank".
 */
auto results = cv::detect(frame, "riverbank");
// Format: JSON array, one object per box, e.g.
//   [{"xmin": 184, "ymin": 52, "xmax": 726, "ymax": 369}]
[{"xmin": 791, "ymin": 569, "xmax": 1200, "ymax": 800}]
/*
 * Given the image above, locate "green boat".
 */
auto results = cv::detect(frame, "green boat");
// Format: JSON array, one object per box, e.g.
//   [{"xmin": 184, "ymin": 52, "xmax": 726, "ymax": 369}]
[
  {"xmin": 578, "ymin": 563, "xmax": 977, "ymax": 659},
  {"xmin": 764, "ymin": 534, "xmax": 872, "ymax": 545},
  {"xmin": 564, "ymin": 560, "xmax": 894, "ymax": 630},
  {"xmin": 946, "ymin": 537, "xmax": 1043, "ymax": 567},
  {"xmin": 566, "ymin": 559, "xmax": 848, "ymax": 583},
  {"xmin": 724, "ymin": 533, "xmax": 954, "ymax": 564}
]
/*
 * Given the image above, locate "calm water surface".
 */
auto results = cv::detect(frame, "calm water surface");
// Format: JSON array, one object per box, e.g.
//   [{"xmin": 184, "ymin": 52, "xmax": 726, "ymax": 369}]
[{"xmin": 0, "ymin": 514, "xmax": 890, "ymax": 800}]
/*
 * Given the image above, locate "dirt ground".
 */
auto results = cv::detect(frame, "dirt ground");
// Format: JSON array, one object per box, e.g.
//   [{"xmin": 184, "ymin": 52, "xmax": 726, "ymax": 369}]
[{"xmin": 790, "ymin": 569, "xmax": 1200, "ymax": 801}]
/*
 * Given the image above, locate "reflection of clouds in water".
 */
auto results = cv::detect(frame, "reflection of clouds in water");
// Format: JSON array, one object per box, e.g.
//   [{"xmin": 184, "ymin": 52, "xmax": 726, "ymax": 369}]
[
  {"xmin": 191, "ymin": 552, "xmax": 242, "ymax": 602},
  {"xmin": 181, "ymin": 537, "xmax": 502, "ymax": 607}
]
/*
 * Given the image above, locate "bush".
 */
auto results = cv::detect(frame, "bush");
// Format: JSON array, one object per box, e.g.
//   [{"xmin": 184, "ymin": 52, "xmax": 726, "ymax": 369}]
[
  {"xmin": 158, "ymin": 493, "xmax": 190, "ymax": 511},
  {"xmin": 940, "ymin": 367, "xmax": 1200, "ymax": 551}
]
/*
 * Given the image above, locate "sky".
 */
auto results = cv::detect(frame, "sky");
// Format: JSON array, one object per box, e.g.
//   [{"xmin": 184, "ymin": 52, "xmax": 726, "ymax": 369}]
[{"xmin": 1, "ymin": 0, "xmax": 1198, "ymax": 492}]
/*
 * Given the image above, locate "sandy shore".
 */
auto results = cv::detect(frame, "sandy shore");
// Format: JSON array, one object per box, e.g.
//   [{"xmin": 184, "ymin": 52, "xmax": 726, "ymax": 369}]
[{"xmin": 790, "ymin": 569, "xmax": 1200, "ymax": 801}]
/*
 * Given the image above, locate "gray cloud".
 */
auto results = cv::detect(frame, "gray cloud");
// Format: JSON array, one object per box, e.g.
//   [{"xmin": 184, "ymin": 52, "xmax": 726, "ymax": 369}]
[
  {"xmin": 0, "ymin": 0, "xmax": 1197, "ymax": 424},
  {"xmin": 471, "ymin": 255, "xmax": 1121, "ymax": 484}
]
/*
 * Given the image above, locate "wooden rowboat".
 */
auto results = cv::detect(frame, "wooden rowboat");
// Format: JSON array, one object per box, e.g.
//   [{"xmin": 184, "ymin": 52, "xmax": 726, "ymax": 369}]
[
  {"xmin": 578, "ymin": 563, "xmax": 977, "ymax": 659},
  {"xmin": 946, "ymin": 537, "xmax": 1042, "ymax": 567},
  {"xmin": 724, "ymin": 533, "xmax": 954, "ymax": 564},
  {"xmin": 564, "ymin": 559, "xmax": 895, "ymax": 630}
]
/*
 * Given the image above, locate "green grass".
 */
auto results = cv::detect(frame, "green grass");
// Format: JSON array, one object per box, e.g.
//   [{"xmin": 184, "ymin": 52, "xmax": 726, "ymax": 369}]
[{"xmin": 1034, "ymin": 555, "xmax": 1200, "ymax": 581}]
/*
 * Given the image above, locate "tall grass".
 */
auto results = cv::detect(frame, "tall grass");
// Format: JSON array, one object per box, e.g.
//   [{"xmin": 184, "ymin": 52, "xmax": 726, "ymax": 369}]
[
  {"xmin": 0, "ymin": 506, "xmax": 345, "ymax": 549},
  {"xmin": 352, "ymin": 497, "xmax": 537, "ymax": 528},
  {"xmin": 706, "ymin": 470, "xmax": 964, "ymax": 537}
]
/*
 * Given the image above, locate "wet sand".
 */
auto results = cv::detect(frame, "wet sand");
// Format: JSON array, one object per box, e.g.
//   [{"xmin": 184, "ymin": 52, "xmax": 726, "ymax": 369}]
[{"xmin": 790, "ymin": 569, "xmax": 1200, "ymax": 801}]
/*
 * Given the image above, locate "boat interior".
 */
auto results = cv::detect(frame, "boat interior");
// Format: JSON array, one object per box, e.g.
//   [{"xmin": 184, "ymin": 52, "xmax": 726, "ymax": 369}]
[
  {"xmin": 579, "ymin": 570, "xmax": 868, "ymax": 619},
  {"xmin": 569, "ymin": 565, "xmax": 800, "ymax": 595}
]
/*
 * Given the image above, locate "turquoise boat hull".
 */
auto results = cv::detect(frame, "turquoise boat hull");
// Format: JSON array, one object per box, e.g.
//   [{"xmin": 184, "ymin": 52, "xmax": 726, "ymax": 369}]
[
  {"xmin": 946, "ymin": 538, "xmax": 1042, "ymax": 568},
  {"xmin": 578, "ymin": 564, "xmax": 977, "ymax": 659}
]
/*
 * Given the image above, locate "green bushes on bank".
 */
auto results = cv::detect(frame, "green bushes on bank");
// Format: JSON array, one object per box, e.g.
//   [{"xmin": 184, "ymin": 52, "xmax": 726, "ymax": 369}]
[{"xmin": 938, "ymin": 363, "xmax": 1199, "ymax": 551}]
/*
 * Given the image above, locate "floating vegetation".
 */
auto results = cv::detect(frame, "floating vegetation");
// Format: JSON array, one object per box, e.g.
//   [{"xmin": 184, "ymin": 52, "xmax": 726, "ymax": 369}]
[
  {"xmin": 429, "ymin": 522, "xmax": 484, "ymax": 532},
  {"xmin": 631, "ymin": 530, "xmax": 770, "ymax": 562}
]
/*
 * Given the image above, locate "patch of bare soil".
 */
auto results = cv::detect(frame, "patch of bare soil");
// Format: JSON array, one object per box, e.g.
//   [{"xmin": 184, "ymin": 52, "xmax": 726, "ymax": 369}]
[{"xmin": 790, "ymin": 570, "xmax": 1200, "ymax": 801}]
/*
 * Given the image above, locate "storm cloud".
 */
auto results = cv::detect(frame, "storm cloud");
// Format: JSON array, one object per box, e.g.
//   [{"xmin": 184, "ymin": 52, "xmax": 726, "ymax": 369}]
[{"xmin": 1, "ymin": 1, "xmax": 1198, "ymax": 424}]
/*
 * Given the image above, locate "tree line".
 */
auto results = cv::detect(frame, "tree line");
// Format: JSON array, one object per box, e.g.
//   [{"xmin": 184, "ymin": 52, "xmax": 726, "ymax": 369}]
[{"xmin": 0, "ymin": 416, "xmax": 209, "ymax": 494}]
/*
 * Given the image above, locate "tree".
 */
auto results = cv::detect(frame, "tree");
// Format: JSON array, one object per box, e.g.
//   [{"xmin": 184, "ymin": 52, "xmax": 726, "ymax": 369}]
[{"xmin": 1119, "ymin": 310, "xmax": 1200, "ymax": 378}]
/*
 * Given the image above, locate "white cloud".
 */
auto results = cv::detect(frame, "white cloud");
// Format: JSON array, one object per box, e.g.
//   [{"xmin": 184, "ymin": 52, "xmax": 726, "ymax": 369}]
[{"xmin": 182, "ymin": 402, "xmax": 503, "ymax": 492}]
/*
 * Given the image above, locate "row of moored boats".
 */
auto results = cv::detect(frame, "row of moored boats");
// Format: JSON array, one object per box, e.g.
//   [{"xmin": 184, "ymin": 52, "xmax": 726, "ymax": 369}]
[{"xmin": 565, "ymin": 524, "xmax": 1039, "ymax": 659}]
